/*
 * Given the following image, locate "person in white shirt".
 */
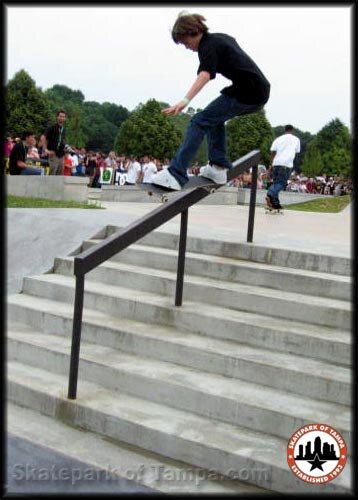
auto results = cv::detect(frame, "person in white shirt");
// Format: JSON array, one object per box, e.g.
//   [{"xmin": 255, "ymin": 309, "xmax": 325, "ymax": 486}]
[
  {"xmin": 141, "ymin": 156, "xmax": 157, "ymax": 184},
  {"xmin": 125, "ymin": 156, "xmax": 142, "ymax": 184},
  {"xmin": 266, "ymin": 124, "xmax": 300, "ymax": 209}
]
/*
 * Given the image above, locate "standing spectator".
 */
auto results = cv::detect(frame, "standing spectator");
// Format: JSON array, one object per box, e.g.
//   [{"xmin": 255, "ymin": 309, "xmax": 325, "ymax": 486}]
[
  {"xmin": 93, "ymin": 153, "xmax": 105, "ymax": 188},
  {"xmin": 44, "ymin": 110, "xmax": 66, "ymax": 175},
  {"xmin": 141, "ymin": 155, "xmax": 157, "ymax": 183},
  {"xmin": 125, "ymin": 156, "xmax": 142, "ymax": 185},
  {"xmin": 85, "ymin": 152, "xmax": 98, "ymax": 187},
  {"xmin": 9, "ymin": 131, "xmax": 42, "ymax": 175},
  {"xmin": 266, "ymin": 125, "xmax": 300, "ymax": 209}
]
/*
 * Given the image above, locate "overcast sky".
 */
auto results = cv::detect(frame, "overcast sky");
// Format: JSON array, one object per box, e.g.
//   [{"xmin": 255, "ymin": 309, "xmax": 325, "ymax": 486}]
[{"xmin": 6, "ymin": 5, "xmax": 352, "ymax": 134}]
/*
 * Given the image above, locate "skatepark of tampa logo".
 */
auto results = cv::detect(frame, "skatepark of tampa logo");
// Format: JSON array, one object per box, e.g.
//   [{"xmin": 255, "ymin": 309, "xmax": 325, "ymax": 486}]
[{"xmin": 287, "ymin": 423, "xmax": 347, "ymax": 484}]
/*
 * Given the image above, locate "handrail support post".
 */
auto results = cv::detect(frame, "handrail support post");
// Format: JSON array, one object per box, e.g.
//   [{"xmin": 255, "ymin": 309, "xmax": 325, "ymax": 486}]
[
  {"xmin": 175, "ymin": 209, "xmax": 188, "ymax": 306},
  {"xmin": 68, "ymin": 272, "xmax": 85, "ymax": 399},
  {"xmin": 247, "ymin": 164, "xmax": 258, "ymax": 242}
]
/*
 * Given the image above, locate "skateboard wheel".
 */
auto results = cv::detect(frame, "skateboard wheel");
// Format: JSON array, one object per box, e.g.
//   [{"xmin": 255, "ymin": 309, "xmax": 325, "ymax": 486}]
[{"xmin": 161, "ymin": 195, "xmax": 169, "ymax": 203}]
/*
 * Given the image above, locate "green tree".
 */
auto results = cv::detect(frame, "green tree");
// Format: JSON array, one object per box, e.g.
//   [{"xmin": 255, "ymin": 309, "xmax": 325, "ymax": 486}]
[
  {"xmin": 101, "ymin": 102, "xmax": 129, "ymax": 128},
  {"xmin": 5, "ymin": 69, "xmax": 51, "ymax": 137},
  {"xmin": 82, "ymin": 101, "xmax": 118, "ymax": 152},
  {"xmin": 321, "ymin": 146, "xmax": 352, "ymax": 178},
  {"xmin": 315, "ymin": 119, "xmax": 352, "ymax": 177},
  {"xmin": 45, "ymin": 84, "xmax": 85, "ymax": 106},
  {"xmin": 114, "ymin": 99, "xmax": 181, "ymax": 160},
  {"xmin": 226, "ymin": 110, "xmax": 274, "ymax": 165},
  {"xmin": 45, "ymin": 84, "xmax": 88, "ymax": 147},
  {"xmin": 300, "ymin": 139, "xmax": 324, "ymax": 177},
  {"xmin": 65, "ymin": 104, "xmax": 88, "ymax": 148}
]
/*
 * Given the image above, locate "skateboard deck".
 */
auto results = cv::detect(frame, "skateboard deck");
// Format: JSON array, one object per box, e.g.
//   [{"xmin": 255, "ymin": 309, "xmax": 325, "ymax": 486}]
[
  {"xmin": 140, "ymin": 175, "xmax": 219, "ymax": 202},
  {"xmin": 264, "ymin": 194, "xmax": 284, "ymax": 214},
  {"xmin": 138, "ymin": 153, "xmax": 260, "ymax": 202},
  {"xmin": 265, "ymin": 207, "xmax": 284, "ymax": 215}
]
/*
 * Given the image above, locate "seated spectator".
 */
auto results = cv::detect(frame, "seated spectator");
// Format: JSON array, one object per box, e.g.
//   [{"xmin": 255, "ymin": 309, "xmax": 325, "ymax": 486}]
[
  {"xmin": 305, "ymin": 177, "xmax": 316, "ymax": 193},
  {"xmin": 27, "ymin": 145, "xmax": 40, "ymax": 160},
  {"xmin": 242, "ymin": 170, "xmax": 252, "ymax": 188},
  {"xmin": 9, "ymin": 131, "xmax": 42, "ymax": 175},
  {"xmin": 4, "ymin": 134, "xmax": 14, "ymax": 158},
  {"xmin": 37, "ymin": 134, "xmax": 49, "ymax": 160}
]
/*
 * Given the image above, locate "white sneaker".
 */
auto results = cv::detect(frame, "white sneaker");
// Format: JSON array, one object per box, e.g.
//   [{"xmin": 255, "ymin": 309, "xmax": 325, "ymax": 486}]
[
  {"xmin": 151, "ymin": 169, "xmax": 182, "ymax": 190},
  {"xmin": 199, "ymin": 165, "xmax": 227, "ymax": 185}
]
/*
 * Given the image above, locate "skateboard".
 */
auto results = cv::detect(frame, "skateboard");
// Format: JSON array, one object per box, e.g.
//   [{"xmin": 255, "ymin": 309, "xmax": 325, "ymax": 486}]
[
  {"xmin": 265, "ymin": 206, "xmax": 284, "ymax": 215},
  {"xmin": 140, "ymin": 175, "xmax": 220, "ymax": 203},
  {"xmin": 265, "ymin": 195, "xmax": 283, "ymax": 214},
  {"xmin": 138, "ymin": 153, "xmax": 261, "ymax": 202}
]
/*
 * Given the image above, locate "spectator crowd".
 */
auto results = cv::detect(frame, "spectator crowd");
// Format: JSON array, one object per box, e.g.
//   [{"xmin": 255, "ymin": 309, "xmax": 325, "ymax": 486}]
[
  {"xmin": 4, "ymin": 133, "xmax": 352, "ymax": 195},
  {"xmin": 228, "ymin": 167, "xmax": 352, "ymax": 197}
]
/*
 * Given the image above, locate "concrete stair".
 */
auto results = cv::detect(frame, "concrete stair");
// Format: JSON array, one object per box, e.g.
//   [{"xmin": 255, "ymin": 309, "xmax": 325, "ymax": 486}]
[{"xmin": 7, "ymin": 226, "xmax": 352, "ymax": 494}]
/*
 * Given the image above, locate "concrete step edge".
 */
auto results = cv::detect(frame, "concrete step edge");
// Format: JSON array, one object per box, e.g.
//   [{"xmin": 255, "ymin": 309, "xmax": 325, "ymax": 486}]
[
  {"xmin": 83, "ymin": 239, "xmax": 352, "ymax": 284},
  {"xmin": 7, "ymin": 360, "xmax": 351, "ymax": 494},
  {"xmin": 55, "ymin": 255, "xmax": 351, "ymax": 311},
  {"xmin": 7, "ymin": 325, "xmax": 352, "ymax": 440},
  {"xmin": 8, "ymin": 402, "xmax": 258, "ymax": 494},
  {"xmin": 21, "ymin": 273, "xmax": 352, "ymax": 336},
  {"xmin": 7, "ymin": 295, "xmax": 352, "ymax": 370},
  {"xmin": 103, "ymin": 226, "xmax": 352, "ymax": 276}
]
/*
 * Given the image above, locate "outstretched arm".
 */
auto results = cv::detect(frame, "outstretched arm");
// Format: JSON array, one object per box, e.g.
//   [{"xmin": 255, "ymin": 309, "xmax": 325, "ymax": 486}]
[{"xmin": 162, "ymin": 71, "xmax": 211, "ymax": 115}]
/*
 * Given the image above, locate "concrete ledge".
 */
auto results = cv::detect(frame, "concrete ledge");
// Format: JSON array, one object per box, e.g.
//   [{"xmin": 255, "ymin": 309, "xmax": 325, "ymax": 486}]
[
  {"xmin": 101, "ymin": 185, "xmax": 332, "ymax": 206},
  {"xmin": 237, "ymin": 189, "xmax": 330, "ymax": 206},
  {"xmin": 102, "ymin": 185, "xmax": 238, "ymax": 205},
  {"xmin": 6, "ymin": 176, "xmax": 89, "ymax": 202}
]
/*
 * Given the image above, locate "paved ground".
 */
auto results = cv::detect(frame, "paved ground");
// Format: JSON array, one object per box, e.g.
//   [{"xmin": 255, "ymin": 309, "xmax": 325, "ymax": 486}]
[
  {"xmin": 6, "ymin": 434, "xmax": 155, "ymax": 494},
  {"xmin": 6, "ymin": 199, "xmax": 352, "ymax": 494},
  {"xmin": 6, "ymin": 201, "xmax": 351, "ymax": 293}
]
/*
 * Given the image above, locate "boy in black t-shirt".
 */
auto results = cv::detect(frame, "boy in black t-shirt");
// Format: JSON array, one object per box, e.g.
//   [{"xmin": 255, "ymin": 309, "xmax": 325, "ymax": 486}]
[
  {"xmin": 9, "ymin": 131, "xmax": 42, "ymax": 175},
  {"xmin": 152, "ymin": 11, "xmax": 270, "ymax": 190}
]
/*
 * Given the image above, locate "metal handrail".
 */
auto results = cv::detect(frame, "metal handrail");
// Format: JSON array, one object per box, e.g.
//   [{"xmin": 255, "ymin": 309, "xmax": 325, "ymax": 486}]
[{"xmin": 68, "ymin": 150, "xmax": 260, "ymax": 399}]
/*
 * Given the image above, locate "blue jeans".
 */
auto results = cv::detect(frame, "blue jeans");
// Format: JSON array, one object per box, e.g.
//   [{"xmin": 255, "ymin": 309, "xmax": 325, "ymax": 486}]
[
  {"xmin": 267, "ymin": 165, "xmax": 292, "ymax": 205},
  {"xmin": 168, "ymin": 94, "xmax": 263, "ymax": 186},
  {"xmin": 20, "ymin": 167, "xmax": 42, "ymax": 175}
]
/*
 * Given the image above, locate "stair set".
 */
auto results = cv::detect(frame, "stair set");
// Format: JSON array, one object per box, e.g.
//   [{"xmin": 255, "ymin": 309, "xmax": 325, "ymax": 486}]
[{"xmin": 7, "ymin": 225, "xmax": 352, "ymax": 494}]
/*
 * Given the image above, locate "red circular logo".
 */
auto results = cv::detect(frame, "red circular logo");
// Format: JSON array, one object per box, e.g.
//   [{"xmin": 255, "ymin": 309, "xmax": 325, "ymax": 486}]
[{"xmin": 287, "ymin": 423, "xmax": 347, "ymax": 484}]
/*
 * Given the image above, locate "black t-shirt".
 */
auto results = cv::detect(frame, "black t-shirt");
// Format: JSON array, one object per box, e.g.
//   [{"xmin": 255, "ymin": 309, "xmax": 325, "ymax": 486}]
[
  {"xmin": 44, "ymin": 123, "xmax": 66, "ymax": 158},
  {"xmin": 197, "ymin": 32, "xmax": 270, "ymax": 105},
  {"xmin": 9, "ymin": 142, "xmax": 27, "ymax": 175}
]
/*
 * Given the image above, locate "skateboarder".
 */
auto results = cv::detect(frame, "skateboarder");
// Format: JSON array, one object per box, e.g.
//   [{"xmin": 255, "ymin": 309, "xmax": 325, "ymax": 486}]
[
  {"xmin": 151, "ymin": 11, "xmax": 270, "ymax": 191},
  {"xmin": 266, "ymin": 125, "xmax": 301, "ymax": 210}
]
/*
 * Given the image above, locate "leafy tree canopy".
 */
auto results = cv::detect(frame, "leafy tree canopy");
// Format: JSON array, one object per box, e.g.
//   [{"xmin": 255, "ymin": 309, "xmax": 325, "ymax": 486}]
[
  {"xmin": 114, "ymin": 99, "xmax": 181, "ymax": 160},
  {"xmin": 226, "ymin": 110, "xmax": 274, "ymax": 166},
  {"xmin": 5, "ymin": 69, "xmax": 51, "ymax": 137}
]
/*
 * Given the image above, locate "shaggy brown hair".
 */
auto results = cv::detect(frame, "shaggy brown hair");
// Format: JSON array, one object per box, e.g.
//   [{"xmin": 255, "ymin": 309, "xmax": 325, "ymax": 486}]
[{"xmin": 171, "ymin": 11, "xmax": 209, "ymax": 43}]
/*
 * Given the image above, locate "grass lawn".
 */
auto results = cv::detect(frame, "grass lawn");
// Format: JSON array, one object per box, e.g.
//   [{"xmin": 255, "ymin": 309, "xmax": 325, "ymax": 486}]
[
  {"xmin": 285, "ymin": 195, "xmax": 352, "ymax": 213},
  {"xmin": 6, "ymin": 195, "xmax": 105, "ymax": 209}
]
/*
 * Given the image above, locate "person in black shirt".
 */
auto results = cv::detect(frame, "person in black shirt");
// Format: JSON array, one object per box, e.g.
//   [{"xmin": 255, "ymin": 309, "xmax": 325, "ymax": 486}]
[
  {"xmin": 152, "ymin": 12, "xmax": 270, "ymax": 190},
  {"xmin": 9, "ymin": 131, "xmax": 42, "ymax": 175},
  {"xmin": 44, "ymin": 110, "xmax": 66, "ymax": 175}
]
